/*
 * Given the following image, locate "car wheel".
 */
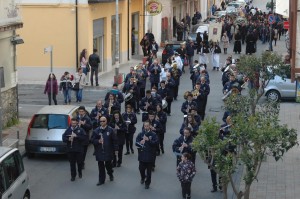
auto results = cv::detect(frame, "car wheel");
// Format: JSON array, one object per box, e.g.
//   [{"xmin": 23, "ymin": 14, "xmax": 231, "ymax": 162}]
[
  {"xmin": 23, "ymin": 192, "xmax": 30, "ymax": 199},
  {"xmin": 266, "ymin": 90, "xmax": 281, "ymax": 102},
  {"xmin": 26, "ymin": 152, "xmax": 34, "ymax": 159}
]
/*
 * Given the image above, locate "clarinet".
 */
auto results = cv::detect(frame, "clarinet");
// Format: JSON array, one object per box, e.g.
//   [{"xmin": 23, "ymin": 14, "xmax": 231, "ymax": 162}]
[{"xmin": 99, "ymin": 130, "xmax": 105, "ymax": 153}]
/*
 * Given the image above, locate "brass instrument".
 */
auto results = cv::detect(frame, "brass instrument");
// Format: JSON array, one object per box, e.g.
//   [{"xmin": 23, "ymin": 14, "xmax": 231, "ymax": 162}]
[
  {"xmin": 68, "ymin": 131, "xmax": 76, "ymax": 148},
  {"xmin": 171, "ymin": 63, "xmax": 179, "ymax": 79},
  {"xmin": 191, "ymin": 89, "xmax": 200, "ymax": 99}
]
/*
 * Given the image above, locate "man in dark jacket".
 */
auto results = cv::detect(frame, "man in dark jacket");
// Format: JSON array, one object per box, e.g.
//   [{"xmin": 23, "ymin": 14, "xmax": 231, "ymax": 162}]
[
  {"xmin": 90, "ymin": 100, "xmax": 109, "ymax": 129},
  {"xmin": 77, "ymin": 106, "xmax": 92, "ymax": 169},
  {"xmin": 140, "ymin": 90, "xmax": 160, "ymax": 122},
  {"xmin": 165, "ymin": 74, "xmax": 176, "ymax": 115},
  {"xmin": 62, "ymin": 118, "xmax": 86, "ymax": 181},
  {"xmin": 91, "ymin": 116, "xmax": 118, "ymax": 186},
  {"xmin": 181, "ymin": 93, "xmax": 198, "ymax": 115},
  {"xmin": 186, "ymin": 41, "xmax": 195, "ymax": 71},
  {"xmin": 88, "ymin": 49, "xmax": 100, "ymax": 86},
  {"xmin": 149, "ymin": 59, "xmax": 161, "ymax": 89},
  {"xmin": 172, "ymin": 127, "xmax": 195, "ymax": 166},
  {"xmin": 136, "ymin": 120, "xmax": 158, "ymax": 189}
]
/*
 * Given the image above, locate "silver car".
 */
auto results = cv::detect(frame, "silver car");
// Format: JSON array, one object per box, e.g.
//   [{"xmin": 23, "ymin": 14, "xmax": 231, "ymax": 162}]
[
  {"xmin": 264, "ymin": 75, "xmax": 296, "ymax": 102},
  {"xmin": 25, "ymin": 105, "xmax": 79, "ymax": 157}
]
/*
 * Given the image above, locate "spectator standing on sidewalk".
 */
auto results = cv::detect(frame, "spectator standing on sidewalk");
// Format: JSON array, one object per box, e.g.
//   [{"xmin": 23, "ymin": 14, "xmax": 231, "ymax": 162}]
[
  {"xmin": 88, "ymin": 49, "xmax": 100, "ymax": 86},
  {"xmin": 186, "ymin": 40, "xmax": 195, "ymax": 71},
  {"xmin": 44, "ymin": 73, "xmax": 58, "ymax": 105},
  {"xmin": 79, "ymin": 49, "xmax": 89, "ymax": 85},
  {"xmin": 221, "ymin": 33, "xmax": 229, "ymax": 54},
  {"xmin": 74, "ymin": 67, "xmax": 86, "ymax": 103},
  {"xmin": 59, "ymin": 71, "xmax": 73, "ymax": 104}
]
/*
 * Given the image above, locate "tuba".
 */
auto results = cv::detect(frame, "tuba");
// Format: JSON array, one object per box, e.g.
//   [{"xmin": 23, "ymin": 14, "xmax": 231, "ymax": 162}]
[
  {"xmin": 171, "ymin": 63, "xmax": 179, "ymax": 79},
  {"xmin": 191, "ymin": 89, "xmax": 200, "ymax": 99}
]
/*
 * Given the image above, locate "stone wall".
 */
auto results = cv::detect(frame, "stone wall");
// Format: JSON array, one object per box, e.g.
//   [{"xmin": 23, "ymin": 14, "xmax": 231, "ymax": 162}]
[{"xmin": 1, "ymin": 86, "xmax": 18, "ymax": 128}]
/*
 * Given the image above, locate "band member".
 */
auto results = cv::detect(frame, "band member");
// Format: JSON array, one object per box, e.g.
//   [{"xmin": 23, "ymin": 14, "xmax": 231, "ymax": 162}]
[
  {"xmin": 195, "ymin": 78, "xmax": 210, "ymax": 120},
  {"xmin": 136, "ymin": 120, "xmax": 158, "ymax": 189},
  {"xmin": 169, "ymin": 63, "xmax": 182, "ymax": 100},
  {"xmin": 156, "ymin": 104, "xmax": 167, "ymax": 154},
  {"xmin": 177, "ymin": 153, "xmax": 196, "ymax": 199},
  {"xmin": 124, "ymin": 66, "xmax": 135, "ymax": 84},
  {"xmin": 109, "ymin": 111, "xmax": 127, "ymax": 167},
  {"xmin": 90, "ymin": 100, "xmax": 109, "ymax": 129},
  {"xmin": 122, "ymin": 105, "xmax": 137, "ymax": 155},
  {"xmin": 145, "ymin": 111, "xmax": 162, "ymax": 157},
  {"xmin": 62, "ymin": 118, "xmax": 86, "ymax": 181},
  {"xmin": 190, "ymin": 108, "xmax": 201, "ymax": 125},
  {"xmin": 180, "ymin": 114, "xmax": 199, "ymax": 137},
  {"xmin": 157, "ymin": 80, "xmax": 169, "ymax": 113},
  {"xmin": 123, "ymin": 76, "xmax": 139, "ymax": 113},
  {"xmin": 104, "ymin": 93, "xmax": 121, "ymax": 119},
  {"xmin": 165, "ymin": 73, "xmax": 176, "ymax": 115},
  {"xmin": 172, "ymin": 127, "xmax": 195, "ymax": 166},
  {"xmin": 136, "ymin": 64, "xmax": 148, "ymax": 100},
  {"xmin": 223, "ymin": 73, "xmax": 240, "ymax": 96},
  {"xmin": 140, "ymin": 90, "xmax": 159, "ymax": 122},
  {"xmin": 190, "ymin": 62, "xmax": 201, "ymax": 89},
  {"xmin": 181, "ymin": 92, "xmax": 198, "ymax": 115},
  {"xmin": 149, "ymin": 59, "xmax": 162, "ymax": 89},
  {"xmin": 91, "ymin": 116, "xmax": 118, "ymax": 186},
  {"xmin": 77, "ymin": 106, "xmax": 92, "ymax": 169},
  {"xmin": 105, "ymin": 83, "xmax": 124, "ymax": 104},
  {"xmin": 150, "ymin": 86, "xmax": 162, "ymax": 105}
]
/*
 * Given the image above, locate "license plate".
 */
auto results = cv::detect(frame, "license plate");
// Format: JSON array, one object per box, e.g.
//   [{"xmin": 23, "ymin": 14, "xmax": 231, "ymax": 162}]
[{"xmin": 40, "ymin": 147, "xmax": 56, "ymax": 152}]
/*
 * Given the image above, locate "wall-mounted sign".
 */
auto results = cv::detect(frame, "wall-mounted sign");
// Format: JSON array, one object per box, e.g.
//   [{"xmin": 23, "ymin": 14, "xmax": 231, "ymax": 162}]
[{"xmin": 146, "ymin": 0, "xmax": 162, "ymax": 16}]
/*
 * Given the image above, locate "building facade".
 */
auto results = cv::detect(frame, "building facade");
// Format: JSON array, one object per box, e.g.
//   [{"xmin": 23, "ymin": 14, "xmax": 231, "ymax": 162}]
[
  {"xmin": 0, "ymin": 0, "xmax": 23, "ymax": 127},
  {"xmin": 17, "ymin": 0, "xmax": 144, "ymax": 82}
]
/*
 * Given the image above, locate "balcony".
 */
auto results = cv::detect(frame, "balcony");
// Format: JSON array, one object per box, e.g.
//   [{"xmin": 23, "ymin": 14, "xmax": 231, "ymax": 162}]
[
  {"xmin": 88, "ymin": 0, "xmax": 124, "ymax": 3},
  {"xmin": 0, "ymin": 0, "xmax": 22, "ymax": 30}
]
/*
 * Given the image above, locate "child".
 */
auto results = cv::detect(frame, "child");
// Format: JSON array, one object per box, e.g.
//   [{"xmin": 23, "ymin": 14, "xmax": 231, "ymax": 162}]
[{"xmin": 177, "ymin": 153, "xmax": 196, "ymax": 199}]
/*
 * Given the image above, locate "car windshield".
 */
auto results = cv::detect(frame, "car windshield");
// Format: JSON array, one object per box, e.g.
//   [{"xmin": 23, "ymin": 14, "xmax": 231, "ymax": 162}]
[{"xmin": 31, "ymin": 114, "xmax": 69, "ymax": 129}]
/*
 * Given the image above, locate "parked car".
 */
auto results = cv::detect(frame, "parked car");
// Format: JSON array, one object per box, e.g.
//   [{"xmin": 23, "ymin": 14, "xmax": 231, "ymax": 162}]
[
  {"xmin": 264, "ymin": 72, "xmax": 296, "ymax": 102},
  {"xmin": 0, "ymin": 147, "xmax": 30, "ymax": 199},
  {"xmin": 226, "ymin": 6, "xmax": 239, "ymax": 15},
  {"xmin": 188, "ymin": 24, "xmax": 209, "ymax": 48},
  {"xmin": 214, "ymin": 11, "xmax": 227, "ymax": 17},
  {"xmin": 227, "ymin": 1, "xmax": 246, "ymax": 8},
  {"xmin": 161, "ymin": 41, "xmax": 181, "ymax": 65},
  {"xmin": 25, "ymin": 105, "xmax": 80, "ymax": 157}
]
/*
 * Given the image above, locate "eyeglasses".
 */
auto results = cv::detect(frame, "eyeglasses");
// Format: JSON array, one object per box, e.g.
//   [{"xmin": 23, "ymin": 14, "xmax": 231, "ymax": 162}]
[{"xmin": 100, "ymin": 120, "xmax": 106, "ymax": 122}]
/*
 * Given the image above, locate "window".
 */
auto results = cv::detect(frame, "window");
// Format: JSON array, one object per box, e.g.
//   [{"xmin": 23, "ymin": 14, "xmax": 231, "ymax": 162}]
[
  {"xmin": 2, "ymin": 153, "xmax": 20, "ymax": 188},
  {"xmin": 32, "ymin": 114, "xmax": 69, "ymax": 129},
  {"xmin": 0, "ymin": 165, "xmax": 7, "ymax": 195}
]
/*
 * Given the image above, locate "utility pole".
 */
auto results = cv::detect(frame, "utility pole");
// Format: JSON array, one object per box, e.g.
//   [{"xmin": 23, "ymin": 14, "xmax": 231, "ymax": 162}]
[
  {"xmin": 269, "ymin": 0, "xmax": 274, "ymax": 51},
  {"xmin": 44, "ymin": 46, "xmax": 53, "ymax": 104},
  {"xmin": 115, "ymin": 0, "xmax": 120, "ymax": 83}
]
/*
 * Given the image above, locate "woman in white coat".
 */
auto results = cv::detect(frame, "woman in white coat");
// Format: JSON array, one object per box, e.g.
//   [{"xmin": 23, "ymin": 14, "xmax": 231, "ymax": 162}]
[{"xmin": 211, "ymin": 42, "xmax": 222, "ymax": 71}]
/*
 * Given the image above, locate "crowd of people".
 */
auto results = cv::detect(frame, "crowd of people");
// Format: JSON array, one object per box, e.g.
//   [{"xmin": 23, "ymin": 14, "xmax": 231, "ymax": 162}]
[{"xmin": 48, "ymin": 1, "xmax": 288, "ymax": 199}]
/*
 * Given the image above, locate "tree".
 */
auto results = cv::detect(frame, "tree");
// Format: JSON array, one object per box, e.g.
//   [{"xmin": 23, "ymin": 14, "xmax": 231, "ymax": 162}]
[{"xmin": 192, "ymin": 52, "xmax": 298, "ymax": 199}]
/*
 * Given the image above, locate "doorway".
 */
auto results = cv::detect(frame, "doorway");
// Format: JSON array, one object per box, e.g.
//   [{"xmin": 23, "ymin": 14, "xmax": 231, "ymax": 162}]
[
  {"xmin": 131, "ymin": 12, "xmax": 139, "ymax": 55},
  {"xmin": 93, "ymin": 18, "xmax": 104, "ymax": 72}
]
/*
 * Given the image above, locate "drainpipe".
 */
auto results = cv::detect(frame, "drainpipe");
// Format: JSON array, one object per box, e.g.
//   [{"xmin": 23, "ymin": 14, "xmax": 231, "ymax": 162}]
[
  {"xmin": 128, "ymin": 0, "xmax": 130, "ymax": 60},
  {"xmin": 75, "ymin": 0, "xmax": 79, "ymax": 70}
]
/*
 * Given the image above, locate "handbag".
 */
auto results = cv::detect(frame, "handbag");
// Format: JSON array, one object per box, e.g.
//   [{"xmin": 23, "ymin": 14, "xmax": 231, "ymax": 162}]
[
  {"xmin": 86, "ymin": 63, "xmax": 90, "ymax": 72},
  {"xmin": 72, "ymin": 75, "xmax": 81, "ymax": 90},
  {"xmin": 184, "ymin": 57, "xmax": 188, "ymax": 66}
]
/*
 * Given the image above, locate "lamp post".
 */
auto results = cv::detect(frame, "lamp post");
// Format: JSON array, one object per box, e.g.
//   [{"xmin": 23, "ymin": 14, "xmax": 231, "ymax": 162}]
[
  {"xmin": 115, "ymin": 0, "xmax": 120, "ymax": 83},
  {"xmin": 44, "ymin": 46, "xmax": 53, "ymax": 104},
  {"xmin": 269, "ymin": 0, "xmax": 274, "ymax": 51}
]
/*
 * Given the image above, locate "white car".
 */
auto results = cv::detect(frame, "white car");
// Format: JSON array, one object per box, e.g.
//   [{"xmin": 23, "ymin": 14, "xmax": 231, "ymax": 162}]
[{"xmin": 0, "ymin": 147, "xmax": 30, "ymax": 199}]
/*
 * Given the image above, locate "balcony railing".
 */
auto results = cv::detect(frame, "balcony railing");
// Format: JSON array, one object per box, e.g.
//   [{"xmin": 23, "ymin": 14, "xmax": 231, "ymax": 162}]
[{"xmin": 0, "ymin": 0, "xmax": 22, "ymax": 27}]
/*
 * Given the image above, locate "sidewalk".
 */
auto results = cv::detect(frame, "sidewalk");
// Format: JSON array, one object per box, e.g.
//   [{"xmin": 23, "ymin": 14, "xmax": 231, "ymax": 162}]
[{"xmin": 248, "ymin": 103, "xmax": 300, "ymax": 199}]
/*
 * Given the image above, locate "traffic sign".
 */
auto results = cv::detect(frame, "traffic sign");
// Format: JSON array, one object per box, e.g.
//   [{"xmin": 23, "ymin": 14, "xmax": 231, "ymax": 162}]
[
  {"xmin": 268, "ymin": 14, "xmax": 275, "ymax": 25},
  {"xmin": 284, "ymin": 21, "xmax": 289, "ymax": 29}
]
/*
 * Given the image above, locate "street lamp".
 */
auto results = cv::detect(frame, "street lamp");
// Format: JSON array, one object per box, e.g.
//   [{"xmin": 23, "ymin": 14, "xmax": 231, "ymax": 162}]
[
  {"xmin": 115, "ymin": 0, "xmax": 120, "ymax": 83},
  {"xmin": 269, "ymin": 0, "xmax": 274, "ymax": 51},
  {"xmin": 44, "ymin": 46, "xmax": 54, "ymax": 105}
]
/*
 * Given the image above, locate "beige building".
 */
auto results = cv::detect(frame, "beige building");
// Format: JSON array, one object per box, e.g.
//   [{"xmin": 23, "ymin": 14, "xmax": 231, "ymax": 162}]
[
  {"xmin": 0, "ymin": 0, "xmax": 23, "ymax": 127},
  {"xmin": 17, "ymin": 0, "xmax": 144, "ymax": 82}
]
